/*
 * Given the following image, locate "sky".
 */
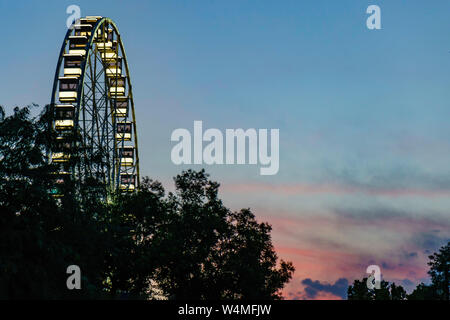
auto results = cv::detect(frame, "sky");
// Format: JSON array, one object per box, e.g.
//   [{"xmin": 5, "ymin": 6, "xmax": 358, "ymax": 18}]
[{"xmin": 1, "ymin": 0, "xmax": 450, "ymax": 299}]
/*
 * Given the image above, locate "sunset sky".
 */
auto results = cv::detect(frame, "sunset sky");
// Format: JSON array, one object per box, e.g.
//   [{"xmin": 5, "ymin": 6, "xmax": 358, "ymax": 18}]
[{"xmin": 1, "ymin": 0, "xmax": 450, "ymax": 299}]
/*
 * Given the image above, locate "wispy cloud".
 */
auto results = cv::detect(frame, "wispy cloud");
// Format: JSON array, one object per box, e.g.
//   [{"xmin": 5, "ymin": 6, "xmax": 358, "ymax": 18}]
[
  {"xmin": 221, "ymin": 164, "xmax": 450, "ymax": 198},
  {"xmin": 261, "ymin": 206, "xmax": 449, "ymax": 298},
  {"xmin": 221, "ymin": 181, "xmax": 450, "ymax": 198}
]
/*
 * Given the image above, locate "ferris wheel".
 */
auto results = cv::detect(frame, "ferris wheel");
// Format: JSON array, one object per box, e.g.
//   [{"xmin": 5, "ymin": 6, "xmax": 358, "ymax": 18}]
[{"xmin": 49, "ymin": 16, "xmax": 140, "ymax": 197}]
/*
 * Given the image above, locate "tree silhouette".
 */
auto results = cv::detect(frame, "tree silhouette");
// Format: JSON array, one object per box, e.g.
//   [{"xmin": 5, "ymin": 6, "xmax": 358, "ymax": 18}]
[
  {"xmin": 426, "ymin": 242, "xmax": 449, "ymax": 300},
  {"xmin": 0, "ymin": 105, "xmax": 294, "ymax": 299},
  {"xmin": 389, "ymin": 282, "xmax": 407, "ymax": 300},
  {"xmin": 348, "ymin": 242, "xmax": 450, "ymax": 300},
  {"xmin": 407, "ymin": 283, "xmax": 439, "ymax": 300},
  {"xmin": 347, "ymin": 278, "xmax": 374, "ymax": 300},
  {"xmin": 148, "ymin": 169, "xmax": 294, "ymax": 299},
  {"xmin": 407, "ymin": 242, "xmax": 449, "ymax": 300},
  {"xmin": 347, "ymin": 278, "xmax": 406, "ymax": 300}
]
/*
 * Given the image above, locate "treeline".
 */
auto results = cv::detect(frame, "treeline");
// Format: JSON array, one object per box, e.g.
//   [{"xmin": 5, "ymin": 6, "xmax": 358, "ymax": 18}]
[
  {"xmin": 0, "ymin": 105, "xmax": 294, "ymax": 299},
  {"xmin": 347, "ymin": 242, "xmax": 449, "ymax": 300}
]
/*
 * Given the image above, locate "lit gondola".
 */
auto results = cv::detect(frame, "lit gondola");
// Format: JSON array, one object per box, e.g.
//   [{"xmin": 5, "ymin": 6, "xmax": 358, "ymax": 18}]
[
  {"xmin": 73, "ymin": 24, "xmax": 93, "ymax": 37},
  {"xmin": 112, "ymin": 97, "xmax": 129, "ymax": 117},
  {"xmin": 105, "ymin": 57, "xmax": 122, "ymax": 77},
  {"xmin": 109, "ymin": 76, "xmax": 126, "ymax": 97},
  {"xmin": 63, "ymin": 54, "xmax": 83, "ymax": 76},
  {"xmin": 116, "ymin": 121, "xmax": 132, "ymax": 141},
  {"xmin": 54, "ymin": 104, "xmax": 75, "ymax": 130},
  {"xmin": 119, "ymin": 173, "xmax": 136, "ymax": 191},
  {"xmin": 118, "ymin": 147, "xmax": 134, "ymax": 166},
  {"xmin": 58, "ymin": 77, "xmax": 79, "ymax": 102},
  {"xmin": 68, "ymin": 35, "xmax": 88, "ymax": 55},
  {"xmin": 51, "ymin": 137, "xmax": 71, "ymax": 163}
]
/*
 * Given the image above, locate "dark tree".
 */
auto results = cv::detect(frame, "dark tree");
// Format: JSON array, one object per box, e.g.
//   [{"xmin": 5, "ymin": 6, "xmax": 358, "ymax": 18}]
[
  {"xmin": 0, "ymin": 105, "xmax": 105, "ymax": 298},
  {"xmin": 149, "ymin": 169, "xmax": 294, "ymax": 299},
  {"xmin": 219, "ymin": 209, "xmax": 294, "ymax": 299},
  {"xmin": 407, "ymin": 283, "xmax": 439, "ymax": 300},
  {"xmin": 347, "ymin": 278, "xmax": 406, "ymax": 300},
  {"xmin": 407, "ymin": 242, "xmax": 449, "ymax": 300},
  {"xmin": 389, "ymin": 283, "xmax": 407, "ymax": 300},
  {"xmin": 0, "ymin": 105, "xmax": 294, "ymax": 299},
  {"xmin": 427, "ymin": 242, "xmax": 449, "ymax": 300},
  {"xmin": 347, "ymin": 278, "xmax": 374, "ymax": 300},
  {"xmin": 100, "ymin": 178, "xmax": 167, "ymax": 298},
  {"xmin": 348, "ymin": 242, "xmax": 450, "ymax": 300}
]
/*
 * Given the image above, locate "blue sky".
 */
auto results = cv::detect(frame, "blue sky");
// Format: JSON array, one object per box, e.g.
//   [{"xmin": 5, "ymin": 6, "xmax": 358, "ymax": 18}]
[{"xmin": 1, "ymin": 0, "xmax": 449, "ymax": 298}]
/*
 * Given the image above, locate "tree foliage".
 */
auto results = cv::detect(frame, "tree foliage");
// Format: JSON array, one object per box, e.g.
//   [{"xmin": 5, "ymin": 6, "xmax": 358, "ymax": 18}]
[
  {"xmin": 0, "ymin": 105, "xmax": 294, "ymax": 299},
  {"xmin": 426, "ymin": 242, "xmax": 449, "ymax": 300},
  {"xmin": 347, "ymin": 242, "xmax": 450, "ymax": 300},
  {"xmin": 347, "ymin": 278, "xmax": 406, "ymax": 300}
]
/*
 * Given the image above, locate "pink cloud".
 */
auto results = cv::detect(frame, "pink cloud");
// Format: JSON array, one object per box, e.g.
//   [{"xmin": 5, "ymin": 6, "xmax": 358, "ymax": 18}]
[
  {"xmin": 221, "ymin": 182, "xmax": 450, "ymax": 198},
  {"xmin": 258, "ymin": 213, "xmax": 444, "ymax": 299},
  {"xmin": 277, "ymin": 243, "xmax": 429, "ymax": 299}
]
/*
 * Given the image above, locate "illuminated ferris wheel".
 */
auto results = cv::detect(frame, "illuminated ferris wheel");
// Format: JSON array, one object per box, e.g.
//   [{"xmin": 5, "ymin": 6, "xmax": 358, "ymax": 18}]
[{"xmin": 49, "ymin": 16, "xmax": 139, "ymax": 197}]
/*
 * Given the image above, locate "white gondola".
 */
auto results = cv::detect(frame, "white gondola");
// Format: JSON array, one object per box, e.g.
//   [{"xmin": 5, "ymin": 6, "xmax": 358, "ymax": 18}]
[
  {"xmin": 116, "ymin": 121, "xmax": 132, "ymax": 141},
  {"xmin": 73, "ymin": 24, "xmax": 93, "ymax": 37},
  {"xmin": 100, "ymin": 33, "xmax": 117, "ymax": 61},
  {"xmin": 119, "ymin": 173, "xmax": 136, "ymax": 191},
  {"xmin": 58, "ymin": 77, "xmax": 79, "ymax": 102},
  {"xmin": 94, "ymin": 27, "xmax": 113, "ymax": 42},
  {"xmin": 112, "ymin": 97, "xmax": 129, "ymax": 117},
  {"xmin": 109, "ymin": 76, "xmax": 126, "ymax": 97},
  {"xmin": 101, "ymin": 50, "xmax": 118, "ymax": 62},
  {"xmin": 51, "ymin": 137, "xmax": 71, "ymax": 163},
  {"xmin": 54, "ymin": 104, "xmax": 75, "ymax": 130},
  {"xmin": 105, "ymin": 57, "xmax": 122, "ymax": 77},
  {"xmin": 118, "ymin": 147, "xmax": 134, "ymax": 166},
  {"xmin": 63, "ymin": 54, "xmax": 83, "ymax": 76},
  {"xmin": 97, "ymin": 41, "xmax": 113, "ymax": 51},
  {"xmin": 79, "ymin": 16, "xmax": 102, "ymax": 26},
  {"xmin": 51, "ymin": 152, "xmax": 70, "ymax": 162},
  {"xmin": 68, "ymin": 35, "xmax": 88, "ymax": 55}
]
